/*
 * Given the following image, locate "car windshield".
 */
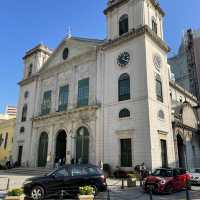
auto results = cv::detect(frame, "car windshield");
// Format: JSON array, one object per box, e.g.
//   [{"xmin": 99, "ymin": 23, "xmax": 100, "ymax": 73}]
[
  {"xmin": 152, "ymin": 169, "xmax": 173, "ymax": 177},
  {"xmin": 190, "ymin": 169, "xmax": 200, "ymax": 173}
]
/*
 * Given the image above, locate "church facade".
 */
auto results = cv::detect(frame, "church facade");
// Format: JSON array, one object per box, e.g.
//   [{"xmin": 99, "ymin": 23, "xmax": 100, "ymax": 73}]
[{"xmin": 13, "ymin": 0, "xmax": 200, "ymax": 171}]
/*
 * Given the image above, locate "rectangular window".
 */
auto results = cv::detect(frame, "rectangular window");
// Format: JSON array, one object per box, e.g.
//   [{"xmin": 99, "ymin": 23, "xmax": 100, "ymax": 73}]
[
  {"xmin": 28, "ymin": 64, "xmax": 33, "ymax": 77},
  {"xmin": 77, "ymin": 78, "xmax": 89, "ymax": 107},
  {"xmin": 58, "ymin": 85, "xmax": 69, "ymax": 112},
  {"xmin": 41, "ymin": 90, "xmax": 52, "ymax": 115},
  {"xmin": 160, "ymin": 139, "xmax": 168, "ymax": 168},
  {"xmin": 0, "ymin": 133, "xmax": 3, "ymax": 147},
  {"xmin": 156, "ymin": 79, "xmax": 163, "ymax": 102},
  {"xmin": 152, "ymin": 20, "xmax": 158, "ymax": 34},
  {"xmin": 4, "ymin": 133, "xmax": 8, "ymax": 149},
  {"xmin": 120, "ymin": 139, "xmax": 132, "ymax": 167}
]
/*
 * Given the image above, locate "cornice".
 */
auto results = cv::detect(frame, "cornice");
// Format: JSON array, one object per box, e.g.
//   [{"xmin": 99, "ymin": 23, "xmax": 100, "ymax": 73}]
[
  {"xmin": 99, "ymin": 25, "xmax": 169, "ymax": 52},
  {"xmin": 172, "ymin": 121, "xmax": 199, "ymax": 133},
  {"xmin": 104, "ymin": 0, "xmax": 165, "ymax": 16},
  {"xmin": 18, "ymin": 74, "xmax": 39, "ymax": 86},
  {"xmin": 23, "ymin": 45, "xmax": 52, "ymax": 60},
  {"xmin": 32, "ymin": 104, "xmax": 100, "ymax": 122},
  {"xmin": 39, "ymin": 49, "xmax": 97, "ymax": 77},
  {"xmin": 169, "ymin": 80, "xmax": 198, "ymax": 103}
]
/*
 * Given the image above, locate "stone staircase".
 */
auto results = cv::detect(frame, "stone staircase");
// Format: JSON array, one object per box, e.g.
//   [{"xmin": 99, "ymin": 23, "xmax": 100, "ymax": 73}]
[{"xmin": 2, "ymin": 167, "xmax": 53, "ymax": 176}]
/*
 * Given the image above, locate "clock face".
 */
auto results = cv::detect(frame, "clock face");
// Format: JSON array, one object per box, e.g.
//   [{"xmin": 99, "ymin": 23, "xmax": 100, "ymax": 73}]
[
  {"xmin": 153, "ymin": 54, "xmax": 162, "ymax": 69},
  {"xmin": 117, "ymin": 52, "xmax": 130, "ymax": 67}
]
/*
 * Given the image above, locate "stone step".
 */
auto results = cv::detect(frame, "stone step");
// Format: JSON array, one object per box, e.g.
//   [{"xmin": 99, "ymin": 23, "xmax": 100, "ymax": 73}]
[{"xmin": 2, "ymin": 167, "xmax": 53, "ymax": 176}]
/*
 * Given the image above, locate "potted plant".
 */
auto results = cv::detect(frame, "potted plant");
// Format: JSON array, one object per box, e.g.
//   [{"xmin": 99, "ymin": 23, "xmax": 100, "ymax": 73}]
[
  {"xmin": 78, "ymin": 186, "xmax": 94, "ymax": 200},
  {"xmin": 127, "ymin": 173, "xmax": 138, "ymax": 187},
  {"xmin": 5, "ymin": 188, "xmax": 24, "ymax": 200}
]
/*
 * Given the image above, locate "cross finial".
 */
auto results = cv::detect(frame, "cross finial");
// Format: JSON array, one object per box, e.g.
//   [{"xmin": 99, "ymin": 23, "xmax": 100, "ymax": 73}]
[{"xmin": 68, "ymin": 27, "xmax": 72, "ymax": 38}]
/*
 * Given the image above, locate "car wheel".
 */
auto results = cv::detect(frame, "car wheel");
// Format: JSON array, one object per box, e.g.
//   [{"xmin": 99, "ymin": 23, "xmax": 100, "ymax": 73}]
[
  {"xmin": 165, "ymin": 184, "xmax": 173, "ymax": 194},
  {"xmin": 30, "ymin": 185, "xmax": 45, "ymax": 200}
]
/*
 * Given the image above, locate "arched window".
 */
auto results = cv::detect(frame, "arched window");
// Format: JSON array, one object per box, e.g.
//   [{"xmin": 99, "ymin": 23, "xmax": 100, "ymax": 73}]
[
  {"xmin": 158, "ymin": 110, "xmax": 165, "ymax": 119},
  {"xmin": 152, "ymin": 17, "xmax": 157, "ymax": 34},
  {"xmin": 156, "ymin": 74, "xmax": 163, "ymax": 102},
  {"xmin": 20, "ymin": 127, "xmax": 25, "ymax": 133},
  {"xmin": 28, "ymin": 64, "xmax": 33, "ymax": 77},
  {"xmin": 119, "ymin": 108, "xmax": 130, "ymax": 118},
  {"xmin": 21, "ymin": 104, "xmax": 28, "ymax": 122},
  {"xmin": 24, "ymin": 91, "xmax": 29, "ymax": 98},
  {"xmin": 119, "ymin": 14, "xmax": 129, "ymax": 36},
  {"xmin": 118, "ymin": 73, "xmax": 130, "ymax": 101}
]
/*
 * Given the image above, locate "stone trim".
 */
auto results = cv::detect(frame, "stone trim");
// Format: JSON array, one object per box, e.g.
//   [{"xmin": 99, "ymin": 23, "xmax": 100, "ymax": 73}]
[
  {"xmin": 23, "ymin": 44, "xmax": 52, "ymax": 60},
  {"xmin": 18, "ymin": 74, "xmax": 39, "ymax": 86},
  {"xmin": 169, "ymin": 80, "xmax": 198, "ymax": 102},
  {"xmin": 172, "ymin": 121, "xmax": 199, "ymax": 133},
  {"xmin": 158, "ymin": 130, "xmax": 168, "ymax": 135},
  {"xmin": 32, "ymin": 104, "xmax": 100, "ymax": 122},
  {"xmin": 99, "ymin": 25, "xmax": 169, "ymax": 52},
  {"xmin": 104, "ymin": 0, "xmax": 165, "ymax": 16}
]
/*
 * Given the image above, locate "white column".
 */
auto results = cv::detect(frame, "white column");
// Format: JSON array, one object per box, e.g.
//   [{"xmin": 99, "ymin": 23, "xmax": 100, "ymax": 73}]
[
  {"xmin": 46, "ymin": 125, "xmax": 54, "ymax": 168},
  {"xmin": 30, "ymin": 127, "xmax": 39, "ymax": 167}
]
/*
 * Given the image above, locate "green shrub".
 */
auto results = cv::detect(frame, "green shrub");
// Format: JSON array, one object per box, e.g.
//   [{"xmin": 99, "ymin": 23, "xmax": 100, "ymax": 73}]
[
  {"xmin": 79, "ymin": 186, "xmax": 94, "ymax": 195},
  {"xmin": 8, "ymin": 188, "xmax": 23, "ymax": 196}
]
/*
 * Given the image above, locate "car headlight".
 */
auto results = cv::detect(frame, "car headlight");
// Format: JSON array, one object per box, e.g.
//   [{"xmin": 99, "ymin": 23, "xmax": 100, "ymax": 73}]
[{"xmin": 160, "ymin": 179, "xmax": 166, "ymax": 185}]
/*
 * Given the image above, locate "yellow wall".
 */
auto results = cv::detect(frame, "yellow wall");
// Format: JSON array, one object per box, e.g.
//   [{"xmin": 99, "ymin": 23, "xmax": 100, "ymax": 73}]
[{"xmin": 0, "ymin": 118, "xmax": 16, "ymax": 164}]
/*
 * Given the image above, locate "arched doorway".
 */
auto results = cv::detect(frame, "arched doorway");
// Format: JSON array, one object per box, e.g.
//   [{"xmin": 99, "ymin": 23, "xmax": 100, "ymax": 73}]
[
  {"xmin": 55, "ymin": 130, "xmax": 67, "ymax": 163},
  {"xmin": 177, "ymin": 134, "xmax": 186, "ymax": 168},
  {"xmin": 38, "ymin": 132, "xmax": 48, "ymax": 167},
  {"xmin": 76, "ymin": 127, "xmax": 89, "ymax": 164}
]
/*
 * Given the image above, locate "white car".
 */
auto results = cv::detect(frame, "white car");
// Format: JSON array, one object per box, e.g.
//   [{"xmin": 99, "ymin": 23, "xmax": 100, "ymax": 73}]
[{"xmin": 190, "ymin": 168, "xmax": 200, "ymax": 185}]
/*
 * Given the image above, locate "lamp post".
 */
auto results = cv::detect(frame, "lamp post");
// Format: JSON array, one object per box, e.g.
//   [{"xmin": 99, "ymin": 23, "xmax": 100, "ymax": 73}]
[
  {"xmin": 79, "ymin": 127, "xmax": 84, "ymax": 164},
  {"xmin": 69, "ymin": 120, "xmax": 77, "ymax": 164}
]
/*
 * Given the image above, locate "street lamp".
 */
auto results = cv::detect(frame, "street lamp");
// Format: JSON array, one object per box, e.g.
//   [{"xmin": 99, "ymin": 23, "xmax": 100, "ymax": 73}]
[{"xmin": 79, "ymin": 128, "xmax": 84, "ymax": 164}]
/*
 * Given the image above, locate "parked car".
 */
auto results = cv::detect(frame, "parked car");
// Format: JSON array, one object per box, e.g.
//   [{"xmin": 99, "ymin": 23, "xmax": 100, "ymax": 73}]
[
  {"xmin": 190, "ymin": 168, "xmax": 200, "ymax": 185},
  {"xmin": 144, "ymin": 168, "xmax": 191, "ymax": 194},
  {"xmin": 23, "ymin": 164, "xmax": 107, "ymax": 200}
]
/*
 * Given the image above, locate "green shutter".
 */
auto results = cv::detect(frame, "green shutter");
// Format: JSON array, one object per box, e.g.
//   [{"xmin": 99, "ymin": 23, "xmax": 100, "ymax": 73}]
[
  {"xmin": 41, "ymin": 90, "xmax": 52, "ymax": 115},
  {"xmin": 58, "ymin": 85, "xmax": 69, "ymax": 111},
  {"xmin": 78, "ymin": 78, "xmax": 89, "ymax": 107}
]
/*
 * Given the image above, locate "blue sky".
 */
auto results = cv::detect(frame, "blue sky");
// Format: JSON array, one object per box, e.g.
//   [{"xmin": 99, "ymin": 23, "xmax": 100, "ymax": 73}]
[{"xmin": 0, "ymin": 0, "xmax": 200, "ymax": 113}]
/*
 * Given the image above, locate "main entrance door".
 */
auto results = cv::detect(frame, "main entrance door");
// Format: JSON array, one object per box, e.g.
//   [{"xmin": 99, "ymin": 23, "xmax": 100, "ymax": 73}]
[
  {"xmin": 55, "ymin": 130, "xmax": 67, "ymax": 163},
  {"xmin": 38, "ymin": 132, "xmax": 48, "ymax": 167},
  {"xmin": 17, "ymin": 146, "xmax": 23, "ymax": 166},
  {"xmin": 177, "ymin": 134, "xmax": 186, "ymax": 168}
]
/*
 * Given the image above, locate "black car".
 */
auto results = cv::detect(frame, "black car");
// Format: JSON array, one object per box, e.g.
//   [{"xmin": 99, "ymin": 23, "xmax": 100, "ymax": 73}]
[{"xmin": 23, "ymin": 164, "xmax": 107, "ymax": 200}]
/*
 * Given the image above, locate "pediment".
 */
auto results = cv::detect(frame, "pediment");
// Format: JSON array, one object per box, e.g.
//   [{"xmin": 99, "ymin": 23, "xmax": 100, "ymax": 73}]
[{"xmin": 40, "ymin": 37, "xmax": 103, "ymax": 73}]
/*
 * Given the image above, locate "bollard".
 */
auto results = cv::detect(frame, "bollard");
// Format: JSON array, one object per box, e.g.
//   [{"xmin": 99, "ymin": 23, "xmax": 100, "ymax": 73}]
[
  {"xmin": 107, "ymin": 189, "xmax": 110, "ymax": 200},
  {"xmin": 60, "ymin": 189, "xmax": 64, "ymax": 200},
  {"xmin": 186, "ymin": 186, "xmax": 191, "ymax": 200},
  {"xmin": 6, "ymin": 178, "xmax": 10, "ymax": 191},
  {"xmin": 149, "ymin": 188, "xmax": 153, "ymax": 200},
  {"xmin": 121, "ymin": 178, "xmax": 124, "ymax": 189}
]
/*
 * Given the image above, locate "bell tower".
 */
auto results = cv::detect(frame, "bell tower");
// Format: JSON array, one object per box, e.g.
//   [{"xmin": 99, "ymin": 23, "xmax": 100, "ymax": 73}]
[
  {"xmin": 104, "ymin": 0, "xmax": 164, "ymax": 40},
  {"xmin": 23, "ymin": 44, "xmax": 52, "ymax": 79}
]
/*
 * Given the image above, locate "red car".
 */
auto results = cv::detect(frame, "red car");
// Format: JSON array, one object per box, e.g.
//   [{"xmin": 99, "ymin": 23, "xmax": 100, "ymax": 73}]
[{"xmin": 144, "ymin": 168, "xmax": 191, "ymax": 194}]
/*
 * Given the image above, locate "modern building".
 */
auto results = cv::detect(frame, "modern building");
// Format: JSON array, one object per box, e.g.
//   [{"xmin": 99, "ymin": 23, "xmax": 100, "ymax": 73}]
[
  {"xmin": 0, "ymin": 106, "xmax": 16, "ymax": 165},
  {"xmin": 169, "ymin": 29, "xmax": 200, "ymax": 101},
  {"xmin": 13, "ymin": 0, "xmax": 200, "ymax": 171}
]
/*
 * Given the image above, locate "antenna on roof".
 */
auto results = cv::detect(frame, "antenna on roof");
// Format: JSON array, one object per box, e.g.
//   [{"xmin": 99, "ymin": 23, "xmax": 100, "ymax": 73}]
[{"xmin": 68, "ymin": 26, "xmax": 72, "ymax": 38}]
